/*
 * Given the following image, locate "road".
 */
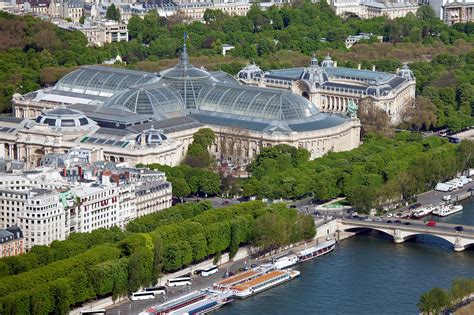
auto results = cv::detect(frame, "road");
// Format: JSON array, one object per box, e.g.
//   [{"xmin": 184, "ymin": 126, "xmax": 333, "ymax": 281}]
[
  {"xmin": 393, "ymin": 180, "xmax": 474, "ymax": 217},
  {"xmin": 340, "ymin": 216, "xmax": 474, "ymax": 235},
  {"xmin": 106, "ymin": 256, "xmax": 253, "ymax": 315}
]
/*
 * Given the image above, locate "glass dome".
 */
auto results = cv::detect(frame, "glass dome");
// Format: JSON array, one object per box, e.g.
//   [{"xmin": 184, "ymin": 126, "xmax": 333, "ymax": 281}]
[
  {"xmin": 136, "ymin": 126, "xmax": 168, "ymax": 146},
  {"xmin": 197, "ymin": 83, "xmax": 320, "ymax": 121},
  {"xmin": 321, "ymin": 54, "xmax": 335, "ymax": 68},
  {"xmin": 35, "ymin": 107, "xmax": 95, "ymax": 128},
  {"xmin": 397, "ymin": 64, "xmax": 415, "ymax": 81},
  {"xmin": 103, "ymin": 85, "xmax": 185, "ymax": 118},
  {"xmin": 159, "ymin": 42, "xmax": 215, "ymax": 110},
  {"xmin": 366, "ymin": 83, "xmax": 392, "ymax": 97},
  {"xmin": 54, "ymin": 66, "xmax": 159, "ymax": 97}
]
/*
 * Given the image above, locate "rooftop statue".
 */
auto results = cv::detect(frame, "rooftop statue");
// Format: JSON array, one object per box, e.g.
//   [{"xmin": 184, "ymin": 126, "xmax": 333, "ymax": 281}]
[{"xmin": 347, "ymin": 100, "xmax": 358, "ymax": 118}]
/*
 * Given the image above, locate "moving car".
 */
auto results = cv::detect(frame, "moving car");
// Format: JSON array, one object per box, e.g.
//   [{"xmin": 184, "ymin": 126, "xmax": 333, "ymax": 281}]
[{"xmin": 426, "ymin": 221, "xmax": 436, "ymax": 227}]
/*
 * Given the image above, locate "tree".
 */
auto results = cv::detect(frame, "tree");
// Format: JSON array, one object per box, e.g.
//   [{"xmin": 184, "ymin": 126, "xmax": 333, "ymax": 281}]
[
  {"xmin": 357, "ymin": 99, "xmax": 393, "ymax": 137},
  {"xmin": 79, "ymin": 15, "xmax": 85, "ymax": 25},
  {"xmin": 106, "ymin": 4, "xmax": 121, "ymax": 22},
  {"xmin": 127, "ymin": 248, "xmax": 153, "ymax": 292},
  {"xmin": 416, "ymin": 5, "xmax": 436, "ymax": 21},
  {"xmin": 127, "ymin": 15, "xmax": 144, "ymax": 40},
  {"xmin": 418, "ymin": 287, "xmax": 451, "ymax": 314},
  {"xmin": 193, "ymin": 128, "xmax": 216, "ymax": 149},
  {"xmin": 401, "ymin": 97, "xmax": 437, "ymax": 131},
  {"xmin": 152, "ymin": 238, "xmax": 163, "ymax": 285},
  {"xmin": 229, "ymin": 223, "xmax": 239, "ymax": 259},
  {"xmin": 169, "ymin": 177, "xmax": 191, "ymax": 199}
]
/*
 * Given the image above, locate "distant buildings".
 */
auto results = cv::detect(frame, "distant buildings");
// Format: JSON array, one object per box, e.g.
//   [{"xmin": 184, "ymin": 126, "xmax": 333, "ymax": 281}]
[
  {"xmin": 363, "ymin": 2, "xmax": 419, "ymax": 19},
  {"xmin": 345, "ymin": 32, "xmax": 383, "ymax": 49},
  {"xmin": 330, "ymin": 0, "xmax": 419, "ymax": 19},
  {"xmin": 0, "ymin": 226, "xmax": 24, "ymax": 258},
  {"xmin": 443, "ymin": 1, "xmax": 474, "ymax": 25},
  {"xmin": 0, "ymin": 149, "xmax": 172, "ymax": 250},
  {"xmin": 54, "ymin": 19, "xmax": 129, "ymax": 46}
]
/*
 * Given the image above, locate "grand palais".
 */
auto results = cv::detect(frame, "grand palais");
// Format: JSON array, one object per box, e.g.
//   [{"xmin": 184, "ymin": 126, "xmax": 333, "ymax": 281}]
[{"xmin": 1, "ymin": 41, "xmax": 415, "ymax": 168}]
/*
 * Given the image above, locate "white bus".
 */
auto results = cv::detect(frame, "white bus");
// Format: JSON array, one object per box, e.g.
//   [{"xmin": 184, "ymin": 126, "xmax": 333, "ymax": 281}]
[
  {"xmin": 80, "ymin": 310, "xmax": 106, "ymax": 315},
  {"xmin": 200, "ymin": 265, "xmax": 219, "ymax": 277},
  {"xmin": 130, "ymin": 291, "xmax": 155, "ymax": 301},
  {"xmin": 166, "ymin": 277, "xmax": 192, "ymax": 287},
  {"xmin": 144, "ymin": 286, "xmax": 167, "ymax": 295}
]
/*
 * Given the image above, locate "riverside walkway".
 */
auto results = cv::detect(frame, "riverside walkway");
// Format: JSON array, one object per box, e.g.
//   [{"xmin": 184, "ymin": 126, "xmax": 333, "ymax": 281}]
[{"xmin": 338, "ymin": 217, "xmax": 474, "ymax": 252}]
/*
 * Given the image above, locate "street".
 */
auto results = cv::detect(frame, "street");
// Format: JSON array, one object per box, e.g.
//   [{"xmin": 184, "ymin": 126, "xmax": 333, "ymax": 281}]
[{"xmin": 106, "ymin": 256, "xmax": 254, "ymax": 315}]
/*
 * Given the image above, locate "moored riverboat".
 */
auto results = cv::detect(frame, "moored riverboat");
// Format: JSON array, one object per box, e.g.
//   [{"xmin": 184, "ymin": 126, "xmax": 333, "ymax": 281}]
[
  {"xmin": 434, "ymin": 204, "xmax": 463, "ymax": 217},
  {"xmin": 297, "ymin": 239, "xmax": 336, "ymax": 263},
  {"xmin": 230, "ymin": 269, "xmax": 300, "ymax": 299}
]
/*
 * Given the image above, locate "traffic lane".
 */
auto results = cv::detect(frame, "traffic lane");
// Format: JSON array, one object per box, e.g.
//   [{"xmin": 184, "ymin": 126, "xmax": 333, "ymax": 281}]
[{"xmin": 341, "ymin": 217, "xmax": 474, "ymax": 233}]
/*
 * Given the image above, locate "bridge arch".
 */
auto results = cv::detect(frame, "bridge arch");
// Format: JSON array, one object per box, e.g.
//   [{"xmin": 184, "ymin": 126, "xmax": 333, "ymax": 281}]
[
  {"xmin": 340, "ymin": 225, "xmax": 462, "ymax": 249},
  {"xmin": 343, "ymin": 227, "xmax": 395, "ymax": 241}
]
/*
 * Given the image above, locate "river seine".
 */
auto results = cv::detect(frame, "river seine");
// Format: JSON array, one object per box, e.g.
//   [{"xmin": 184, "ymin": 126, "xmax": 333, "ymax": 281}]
[{"xmin": 219, "ymin": 198, "xmax": 474, "ymax": 315}]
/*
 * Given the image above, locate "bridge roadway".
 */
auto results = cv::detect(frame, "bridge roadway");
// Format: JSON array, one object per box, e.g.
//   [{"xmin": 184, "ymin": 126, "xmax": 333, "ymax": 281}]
[{"xmin": 338, "ymin": 217, "xmax": 474, "ymax": 251}]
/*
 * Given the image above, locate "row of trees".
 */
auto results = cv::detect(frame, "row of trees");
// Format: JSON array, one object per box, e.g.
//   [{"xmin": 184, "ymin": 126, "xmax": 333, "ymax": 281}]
[
  {"xmin": 0, "ymin": 201, "xmax": 314, "ymax": 314},
  {"xmin": 243, "ymin": 132, "xmax": 474, "ymax": 213},
  {"xmin": 418, "ymin": 278, "xmax": 474, "ymax": 314}
]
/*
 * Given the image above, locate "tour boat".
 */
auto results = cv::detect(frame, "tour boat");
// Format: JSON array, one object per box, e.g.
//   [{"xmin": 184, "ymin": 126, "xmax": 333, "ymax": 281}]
[
  {"xmin": 273, "ymin": 254, "xmax": 298, "ymax": 270},
  {"xmin": 230, "ymin": 269, "xmax": 300, "ymax": 299},
  {"xmin": 141, "ymin": 290, "xmax": 233, "ymax": 315},
  {"xmin": 411, "ymin": 205, "xmax": 436, "ymax": 219},
  {"xmin": 213, "ymin": 265, "xmax": 275, "ymax": 291},
  {"xmin": 434, "ymin": 204, "xmax": 463, "ymax": 217},
  {"xmin": 296, "ymin": 239, "xmax": 336, "ymax": 263}
]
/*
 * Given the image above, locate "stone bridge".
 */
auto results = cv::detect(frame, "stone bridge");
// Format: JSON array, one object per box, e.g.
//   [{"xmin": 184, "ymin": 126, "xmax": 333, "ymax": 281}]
[{"xmin": 338, "ymin": 218, "xmax": 474, "ymax": 252}]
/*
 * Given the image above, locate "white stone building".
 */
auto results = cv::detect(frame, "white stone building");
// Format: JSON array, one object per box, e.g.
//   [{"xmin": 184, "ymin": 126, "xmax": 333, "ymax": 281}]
[
  {"xmin": 237, "ymin": 56, "xmax": 416, "ymax": 125},
  {"xmin": 0, "ymin": 159, "xmax": 172, "ymax": 250}
]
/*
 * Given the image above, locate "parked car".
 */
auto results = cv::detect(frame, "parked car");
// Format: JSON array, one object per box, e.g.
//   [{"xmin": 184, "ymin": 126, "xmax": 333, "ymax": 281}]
[
  {"xmin": 364, "ymin": 217, "xmax": 373, "ymax": 222},
  {"xmin": 404, "ymin": 222, "xmax": 411, "ymax": 225},
  {"xmin": 394, "ymin": 220, "xmax": 402, "ymax": 224},
  {"xmin": 426, "ymin": 220, "xmax": 436, "ymax": 227},
  {"xmin": 375, "ymin": 217, "xmax": 383, "ymax": 222},
  {"xmin": 250, "ymin": 264, "xmax": 258, "ymax": 268},
  {"xmin": 387, "ymin": 220, "xmax": 393, "ymax": 224},
  {"xmin": 455, "ymin": 226, "xmax": 464, "ymax": 232},
  {"xmin": 193, "ymin": 269, "xmax": 203, "ymax": 275},
  {"xmin": 386, "ymin": 213, "xmax": 393, "ymax": 218},
  {"xmin": 442, "ymin": 195, "xmax": 452, "ymax": 202}
]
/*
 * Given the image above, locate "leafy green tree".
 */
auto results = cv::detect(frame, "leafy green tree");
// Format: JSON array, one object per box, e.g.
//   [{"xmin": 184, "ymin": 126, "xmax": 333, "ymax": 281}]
[
  {"xmin": 106, "ymin": 4, "xmax": 121, "ymax": 22},
  {"xmin": 417, "ymin": 287, "xmax": 451, "ymax": 314},
  {"xmin": 128, "ymin": 247, "xmax": 153, "ymax": 292},
  {"xmin": 169, "ymin": 177, "xmax": 191, "ymax": 198},
  {"xmin": 416, "ymin": 5, "xmax": 436, "ymax": 21},
  {"xmin": 152, "ymin": 237, "xmax": 163, "ymax": 285}
]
